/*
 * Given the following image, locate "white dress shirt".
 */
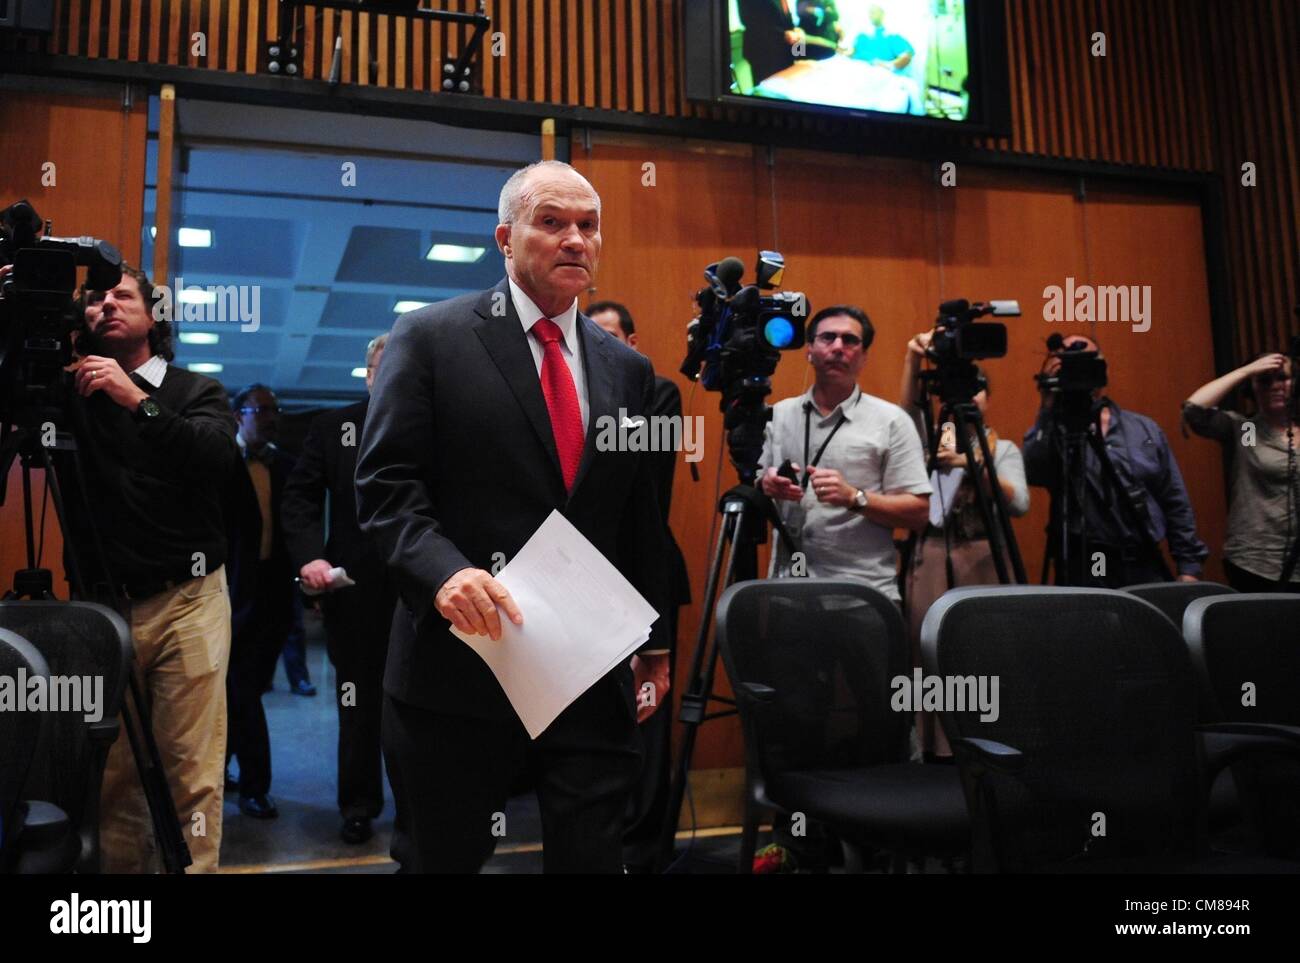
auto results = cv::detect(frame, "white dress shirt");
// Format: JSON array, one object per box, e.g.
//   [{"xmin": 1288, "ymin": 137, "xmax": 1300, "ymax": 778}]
[
  {"xmin": 508, "ymin": 277, "xmax": 590, "ymax": 433},
  {"xmin": 132, "ymin": 355, "xmax": 167, "ymax": 388}
]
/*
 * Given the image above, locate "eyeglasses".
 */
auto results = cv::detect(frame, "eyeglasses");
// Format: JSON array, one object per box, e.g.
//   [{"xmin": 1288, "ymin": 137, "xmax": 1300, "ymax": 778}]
[
  {"xmin": 238, "ymin": 405, "xmax": 281, "ymax": 415},
  {"xmin": 814, "ymin": 331, "xmax": 863, "ymax": 348}
]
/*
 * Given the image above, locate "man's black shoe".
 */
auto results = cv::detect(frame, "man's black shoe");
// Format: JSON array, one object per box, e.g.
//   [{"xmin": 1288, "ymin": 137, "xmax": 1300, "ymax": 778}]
[
  {"xmin": 240, "ymin": 794, "xmax": 279, "ymax": 819},
  {"xmin": 340, "ymin": 816, "xmax": 373, "ymax": 845}
]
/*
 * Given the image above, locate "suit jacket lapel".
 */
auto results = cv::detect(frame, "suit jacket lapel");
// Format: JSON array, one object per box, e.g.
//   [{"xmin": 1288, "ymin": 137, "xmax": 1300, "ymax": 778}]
[
  {"xmin": 472, "ymin": 279, "xmax": 564, "ymax": 487},
  {"xmin": 570, "ymin": 313, "xmax": 615, "ymax": 498}
]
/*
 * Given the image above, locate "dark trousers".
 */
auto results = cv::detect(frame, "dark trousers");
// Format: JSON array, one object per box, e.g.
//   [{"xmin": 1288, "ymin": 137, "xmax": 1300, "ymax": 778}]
[
  {"xmin": 622, "ymin": 610, "xmax": 678, "ymax": 868},
  {"xmin": 1224, "ymin": 559, "xmax": 1300, "ymax": 593},
  {"xmin": 1077, "ymin": 544, "xmax": 1169, "ymax": 588},
  {"xmin": 226, "ymin": 559, "xmax": 288, "ymax": 797},
  {"xmin": 322, "ymin": 581, "xmax": 395, "ymax": 820},
  {"xmin": 281, "ymin": 592, "xmax": 311, "ymax": 687},
  {"xmin": 382, "ymin": 667, "xmax": 642, "ymax": 873}
]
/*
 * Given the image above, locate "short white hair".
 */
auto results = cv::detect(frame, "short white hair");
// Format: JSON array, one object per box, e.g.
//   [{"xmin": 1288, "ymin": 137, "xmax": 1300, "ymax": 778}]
[
  {"xmin": 497, "ymin": 160, "xmax": 600, "ymax": 225},
  {"xmin": 366, "ymin": 333, "xmax": 388, "ymax": 367}
]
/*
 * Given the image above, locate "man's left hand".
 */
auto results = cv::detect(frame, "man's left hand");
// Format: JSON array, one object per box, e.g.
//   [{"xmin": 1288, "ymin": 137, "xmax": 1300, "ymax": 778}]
[
  {"xmin": 632, "ymin": 652, "xmax": 671, "ymax": 723},
  {"xmin": 1176, "ymin": 574, "xmax": 1199, "ymax": 583},
  {"xmin": 808, "ymin": 466, "xmax": 856, "ymax": 508},
  {"xmin": 74, "ymin": 355, "xmax": 148, "ymax": 410}
]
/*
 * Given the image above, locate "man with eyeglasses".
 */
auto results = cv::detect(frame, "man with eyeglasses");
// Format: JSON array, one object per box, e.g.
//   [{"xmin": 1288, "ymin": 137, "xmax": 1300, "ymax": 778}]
[
  {"xmin": 754, "ymin": 304, "xmax": 931, "ymax": 873},
  {"xmin": 759, "ymin": 304, "xmax": 932, "ymax": 594},
  {"xmin": 223, "ymin": 383, "xmax": 299, "ymax": 819}
]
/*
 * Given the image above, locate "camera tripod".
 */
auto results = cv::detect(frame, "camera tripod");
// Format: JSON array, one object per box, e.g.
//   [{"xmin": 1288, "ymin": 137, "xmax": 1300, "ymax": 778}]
[
  {"xmin": 1040, "ymin": 395, "xmax": 1170, "ymax": 586},
  {"xmin": 916, "ymin": 372, "xmax": 1026, "ymax": 586},
  {"xmin": 1, "ymin": 402, "xmax": 193, "ymax": 874},
  {"xmin": 653, "ymin": 481, "xmax": 796, "ymax": 872}
]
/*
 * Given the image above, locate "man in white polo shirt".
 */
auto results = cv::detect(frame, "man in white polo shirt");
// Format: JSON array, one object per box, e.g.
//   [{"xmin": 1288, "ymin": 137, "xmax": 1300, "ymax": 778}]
[{"xmin": 759, "ymin": 304, "xmax": 931, "ymax": 600}]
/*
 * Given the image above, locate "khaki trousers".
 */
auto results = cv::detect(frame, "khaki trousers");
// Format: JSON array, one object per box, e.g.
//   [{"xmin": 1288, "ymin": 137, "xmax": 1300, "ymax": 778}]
[{"xmin": 99, "ymin": 566, "xmax": 231, "ymax": 873}]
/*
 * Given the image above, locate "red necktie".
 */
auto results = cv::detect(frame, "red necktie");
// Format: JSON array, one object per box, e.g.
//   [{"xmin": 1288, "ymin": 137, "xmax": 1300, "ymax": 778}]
[{"xmin": 530, "ymin": 317, "xmax": 584, "ymax": 492}]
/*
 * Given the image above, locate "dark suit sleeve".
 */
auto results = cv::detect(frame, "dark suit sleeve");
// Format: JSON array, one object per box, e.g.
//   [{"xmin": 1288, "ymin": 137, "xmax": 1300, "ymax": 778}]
[
  {"xmin": 135, "ymin": 375, "xmax": 239, "ymax": 484},
  {"xmin": 1148, "ymin": 422, "xmax": 1208, "ymax": 577},
  {"xmin": 621, "ymin": 361, "xmax": 673, "ymax": 654},
  {"xmin": 354, "ymin": 312, "xmax": 473, "ymax": 627},
  {"xmin": 282, "ymin": 414, "xmax": 330, "ymax": 573}
]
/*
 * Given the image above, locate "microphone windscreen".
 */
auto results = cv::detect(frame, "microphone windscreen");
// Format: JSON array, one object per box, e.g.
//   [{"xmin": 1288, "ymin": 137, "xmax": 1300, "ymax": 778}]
[{"xmin": 716, "ymin": 257, "xmax": 745, "ymax": 291}]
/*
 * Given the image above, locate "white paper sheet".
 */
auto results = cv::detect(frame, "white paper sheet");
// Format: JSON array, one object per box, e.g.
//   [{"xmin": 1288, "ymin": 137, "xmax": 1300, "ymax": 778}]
[{"xmin": 451, "ymin": 511, "xmax": 659, "ymax": 739}]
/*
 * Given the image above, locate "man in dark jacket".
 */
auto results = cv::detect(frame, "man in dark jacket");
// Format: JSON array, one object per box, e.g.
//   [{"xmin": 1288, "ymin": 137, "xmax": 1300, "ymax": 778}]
[
  {"xmin": 355, "ymin": 161, "xmax": 672, "ymax": 873},
  {"xmin": 282, "ymin": 334, "xmax": 397, "ymax": 845},
  {"xmin": 224, "ymin": 383, "xmax": 298, "ymax": 819},
  {"xmin": 69, "ymin": 264, "xmax": 239, "ymax": 872}
]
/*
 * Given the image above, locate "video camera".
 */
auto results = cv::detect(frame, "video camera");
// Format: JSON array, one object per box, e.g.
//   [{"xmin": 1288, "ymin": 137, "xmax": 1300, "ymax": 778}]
[
  {"xmin": 1, "ymin": 199, "xmax": 123, "ymax": 411},
  {"xmin": 679, "ymin": 251, "xmax": 808, "ymax": 485},
  {"xmin": 1035, "ymin": 332, "xmax": 1108, "ymax": 395},
  {"xmin": 921, "ymin": 298, "xmax": 1019, "ymax": 404}
]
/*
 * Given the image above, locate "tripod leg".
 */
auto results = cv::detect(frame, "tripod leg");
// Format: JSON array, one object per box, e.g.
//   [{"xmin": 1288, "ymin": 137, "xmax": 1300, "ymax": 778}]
[
  {"xmin": 655, "ymin": 499, "xmax": 757, "ymax": 872},
  {"xmin": 951, "ymin": 408, "xmax": 1009, "ymax": 584}
]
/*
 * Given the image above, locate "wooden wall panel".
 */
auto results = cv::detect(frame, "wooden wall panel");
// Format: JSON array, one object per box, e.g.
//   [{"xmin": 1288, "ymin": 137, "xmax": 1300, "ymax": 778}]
[
  {"xmin": 575, "ymin": 135, "xmax": 1226, "ymax": 773},
  {"xmin": 0, "ymin": 90, "xmax": 149, "ymax": 599}
]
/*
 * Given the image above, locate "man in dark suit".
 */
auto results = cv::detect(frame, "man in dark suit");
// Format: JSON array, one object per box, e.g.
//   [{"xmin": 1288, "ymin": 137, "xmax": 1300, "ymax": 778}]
[
  {"xmin": 740, "ymin": 0, "xmax": 800, "ymax": 85},
  {"xmin": 224, "ymin": 383, "xmax": 298, "ymax": 819},
  {"xmin": 281, "ymin": 334, "xmax": 396, "ymax": 845},
  {"xmin": 355, "ymin": 160, "xmax": 672, "ymax": 874},
  {"xmin": 585, "ymin": 300, "xmax": 692, "ymax": 871}
]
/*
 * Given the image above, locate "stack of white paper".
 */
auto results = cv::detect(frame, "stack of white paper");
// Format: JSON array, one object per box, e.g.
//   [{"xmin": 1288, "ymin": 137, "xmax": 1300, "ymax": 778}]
[{"xmin": 451, "ymin": 510, "xmax": 659, "ymax": 739}]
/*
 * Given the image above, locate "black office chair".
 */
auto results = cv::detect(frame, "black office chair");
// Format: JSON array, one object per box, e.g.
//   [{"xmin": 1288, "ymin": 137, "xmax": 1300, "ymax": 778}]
[
  {"xmin": 0, "ymin": 601, "xmax": 134, "ymax": 873},
  {"xmin": 1185, "ymin": 593, "xmax": 1300, "ymax": 857},
  {"xmin": 921, "ymin": 586, "xmax": 1300, "ymax": 873},
  {"xmin": 0, "ymin": 627, "xmax": 79, "ymax": 874},
  {"xmin": 1124, "ymin": 580, "xmax": 1241, "ymax": 831},
  {"xmin": 1123, "ymin": 580, "xmax": 1237, "ymax": 629},
  {"xmin": 716, "ymin": 578, "xmax": 968, "ymax": 874}
]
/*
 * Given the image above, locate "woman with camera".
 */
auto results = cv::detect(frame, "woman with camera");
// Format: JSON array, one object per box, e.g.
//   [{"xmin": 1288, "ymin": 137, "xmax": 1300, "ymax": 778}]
[
  {"xmin": 899, "ymin": 330, "xmax": 1031, "ymax": 760},
  {"xmin": 1183, "ymin": 352, "xmax": 1300, "ymax": 591}
]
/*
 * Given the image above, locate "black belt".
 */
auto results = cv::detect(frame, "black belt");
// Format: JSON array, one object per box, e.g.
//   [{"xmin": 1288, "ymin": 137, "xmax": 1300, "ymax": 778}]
[{"xmin": 118, "ymin": 574, "xmax": 199, "ymax": 601}]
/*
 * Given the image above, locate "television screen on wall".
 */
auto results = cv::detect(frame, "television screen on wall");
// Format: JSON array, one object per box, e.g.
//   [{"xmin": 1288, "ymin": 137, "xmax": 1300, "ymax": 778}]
[{"xmin": 686, "ymin": 0, "xmax": 1010, "ymax": 131}]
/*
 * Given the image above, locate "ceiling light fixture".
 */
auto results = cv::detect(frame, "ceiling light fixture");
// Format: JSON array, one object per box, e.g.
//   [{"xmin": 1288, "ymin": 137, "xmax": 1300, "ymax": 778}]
[{"xmin": 425, "ymin": 244, "xmax": 485, "ymax": 263}]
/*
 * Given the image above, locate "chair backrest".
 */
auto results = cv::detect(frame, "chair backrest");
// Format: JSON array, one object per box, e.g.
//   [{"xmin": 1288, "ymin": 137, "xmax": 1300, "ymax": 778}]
[
  {"xmin": 1123, "ymin": 581, "xmax": 1237, "ymax": 631},
  {"xmin": 921, "ymin": 586, "xmax": 1203, "ymax": 870},
  {"xmin": 0, "ymin": 628, "xmax": 51, "ymax": 863},
  {"xmin": 1184, "ymin": 594, "xmax": 1300, "ymax": 726},
  {"xmin": 716, "ymin": 578, "xmax": 910, "ymax": 795},
  {"xmin": 0, "ymin": 601, "xmax": 133, "ymax": 871}
]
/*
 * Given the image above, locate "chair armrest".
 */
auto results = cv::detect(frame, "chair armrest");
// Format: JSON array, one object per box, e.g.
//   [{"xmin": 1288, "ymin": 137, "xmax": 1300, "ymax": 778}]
[
  {"xmin": 1198, "ymin": 722, "xmax": 1300, "ymax": 780},
  {"xmin": 954, "ymin": 737, "xmax": 1026, "ymax": 774},
  {"xmin": 11, "ymin": 800, "xmax": 79, "ymax": 874},
  {"xmin": 740, "ymin": 683, "xmax": 776, "ymax": 704}
]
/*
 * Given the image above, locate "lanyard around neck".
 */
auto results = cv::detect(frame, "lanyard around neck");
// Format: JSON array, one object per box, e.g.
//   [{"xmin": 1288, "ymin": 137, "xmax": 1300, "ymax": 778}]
[{"xmin": 802, "ymin": 402, "xmax": 849, "ymax": 490}]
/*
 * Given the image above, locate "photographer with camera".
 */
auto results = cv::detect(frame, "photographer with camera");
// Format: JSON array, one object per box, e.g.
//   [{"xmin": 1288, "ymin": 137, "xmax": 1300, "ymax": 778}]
[
  {"xmin": 748, "ymin": 304, "xmax": 929, "ymax": 872},
  {"xmin": 73, "ymin": 265, "xmax": 240, "ymax": 872},
  {"xmin": 1183, "ymin": 350, "xmax": 1300, "ymax": 591},
  {"xmin": 759, "ymin": 305, "xmax": 932, "ymax": 591},
  {"xmin": 900, "ymin": 328, "xmax": 1029, "ymax": 759},
  {"xmin": 1024, "ymin": 333, "xmax": 1207, "ymax": 587}
]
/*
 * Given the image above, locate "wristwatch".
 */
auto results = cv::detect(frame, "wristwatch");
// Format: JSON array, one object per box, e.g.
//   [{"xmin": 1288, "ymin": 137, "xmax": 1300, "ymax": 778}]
[
  {"xmin": 853, "ymin": 488, "xmax": 869, "ymax": 511},
  {"xmin": 134, "ymin": 397, "xmax": 161, "ymax": 422}
]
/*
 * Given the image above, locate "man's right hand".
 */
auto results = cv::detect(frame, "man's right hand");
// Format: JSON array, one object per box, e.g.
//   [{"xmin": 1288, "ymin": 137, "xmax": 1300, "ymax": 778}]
[
  {"xmin": 760, "ymin": 465, "xmax": 804, "ymax": 502},
  {"xmin": 435, "ymin": 567, "xmax": 524, "ymax": 641},
  {"xmin": 299, "ymin": 559, "xmax": 335, "ymax": 592}
]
